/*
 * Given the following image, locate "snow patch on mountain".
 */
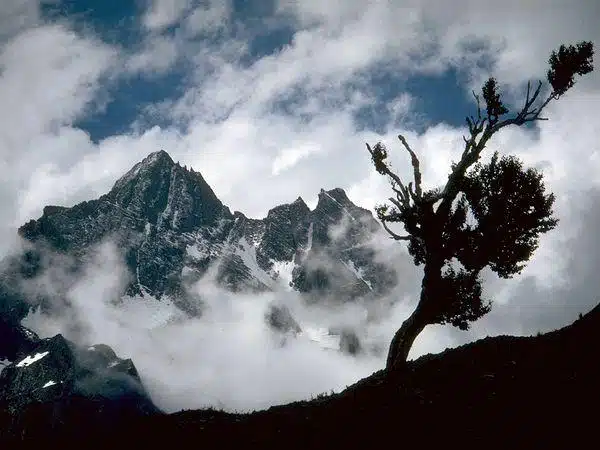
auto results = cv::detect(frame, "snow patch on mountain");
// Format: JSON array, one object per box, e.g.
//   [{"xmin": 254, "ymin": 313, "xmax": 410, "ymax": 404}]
[
  {"xmin": 181, "ymin": 266, "xmax": 195, "ymax": 277},
  {"xmin": 186, "ymin": 225, "xmax": 229, "ymax": 263},
  {"xmin": 270, "ymin": 260, "xmax": 296, "ymax": 291},
  {"xmin": 157, "ymin": 168, "xmax": 177, "ymax": 230},
  {"xmin": 187, "ymin": 241, "xmax": 211, "ymax": 260},
  {"xmin": 234, "ymin": 237, "xmax": 275, "ymax": 288},
  {"xmin": 321, "ymin": 189, "xmax": 357, "ymax": 222},
  {"xmin": 114, "ymin": 162, "xmax": 143, "ymax": 188},
  {"xmin": 342, "ymin": 260, "xmax": 373, "ymax": 291},
  {"xmin": 306, "ymin": 222, "xmax": 314, "ymax": 251},
  {"xmin": 16, "ymin": 351, "xmax": 50, "ymax": 368},
  {"xmin": 116, "ymin": 294, "xmax": 183, "ymax": 329},
  {"xmin": 301, "ymin": 327, "xmax": 340, "ymax": 350}
]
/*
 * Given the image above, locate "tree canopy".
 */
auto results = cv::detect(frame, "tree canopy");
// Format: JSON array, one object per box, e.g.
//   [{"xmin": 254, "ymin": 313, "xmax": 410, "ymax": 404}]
[{"xmin": 368, "ymin": 41, "xmax": 594, "ymax": 371}]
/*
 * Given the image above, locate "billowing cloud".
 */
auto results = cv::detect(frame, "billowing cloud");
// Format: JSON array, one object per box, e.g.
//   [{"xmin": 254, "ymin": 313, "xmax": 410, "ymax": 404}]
[
  {"xmin": 184, "ymin": 0, "xmax": 231, "ymax": 36},
  {"xmin": 20, "ymin": 239, "xmax": 386, "ymax": 412},
  {"xmin": 142, "ymin": 0, "xmax": 193, "ymax": 32}
]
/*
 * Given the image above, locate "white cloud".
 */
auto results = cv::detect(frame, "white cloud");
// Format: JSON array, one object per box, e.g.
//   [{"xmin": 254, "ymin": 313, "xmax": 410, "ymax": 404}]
[
  {"xmin": 126, "ymin": 34, "xmax": 180, "ymax": 75},
  {"xmin": 0, "ymin": 0, "xmax": 41, "ymax": 40},
  {"xmin": 0, "ymin": 25, "xmax": 116, "ymax": 161},
  {"xmin": 142, "ymin": 0, "xmax": 192, "ymax": 32},
  {"xmin": 184, "ymin": 0, "xmax": 231, "ymax": 37},
  {"xmin": 272, "ymin": 143, "xmax": 321, "ymax": 175},
  {"xmin": 0, "ymin": 23, "xmax": 117, "ymax": 241}
]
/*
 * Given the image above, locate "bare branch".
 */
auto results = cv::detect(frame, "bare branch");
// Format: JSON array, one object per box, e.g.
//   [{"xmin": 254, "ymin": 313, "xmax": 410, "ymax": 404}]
[
  {"xmin": 436, "ymin": 79, "xmax": 558, "ymax": 222},
  {"xmin": 492, "ymin": 85, "xmax": 554, "ymax": 132},
  {"xmin": 382, "ymin": 222, "xmax": 413, "ymax": 241},
  {"xmin": 366, "ymin": 142, "xmax": 410, "ymax": 205},
  {"xmin": 529, "ymin": 80, "xmax": 543, "ymax": 106},
  {"xmin": 466, "ymin": 116, "xmax": 474, "ymax": 134},
  {"xmin": 381, "ymin": 220, "xmax": 409, "ymax": 239},
  {"xmin": 390, "ymin": 181, "xmax": 406, "ymax": 202},
  {"xmin": 524, "ymin": 80, "xmax": 531, "ymax": 110},
  {"xmin": 381, "ymin": 220, "xmax": 424, "ymax": 248},
  {"xmin": 461, "ymin": 135, "xmax": 474, "ymax": 161},
  {"xmin": 388, "ymin": 196, "xmax": 403, "ymax": 211},
  {"xmin": 397, "ymin": 134, "xmax": 422, "ymax": 199},
  {"xmin": 390, "ymin": 184, "xmax": 403, "ymax": 196},
  {"xmin": 472, "ymin": 90, "xmax": 482, "ymax": 122},
  {"xmin": 407, "ymin": 182, "xmax": 419, "ymax": 204}
]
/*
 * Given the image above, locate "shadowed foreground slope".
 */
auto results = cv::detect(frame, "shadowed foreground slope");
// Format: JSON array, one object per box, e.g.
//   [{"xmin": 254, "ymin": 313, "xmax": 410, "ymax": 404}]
[{"xmin": 3, "ymin": 302, "xmax": 599, "ymax": 448}]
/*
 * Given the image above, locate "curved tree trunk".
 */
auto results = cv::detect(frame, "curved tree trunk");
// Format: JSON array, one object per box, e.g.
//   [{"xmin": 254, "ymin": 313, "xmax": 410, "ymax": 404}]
[
  {"xmin": 386, "ymin": 258, "xmax": 442, "ymax": 372},
  {"xmin": 385, "ymin": 306, "xmax": 427, "ymax": 371}
]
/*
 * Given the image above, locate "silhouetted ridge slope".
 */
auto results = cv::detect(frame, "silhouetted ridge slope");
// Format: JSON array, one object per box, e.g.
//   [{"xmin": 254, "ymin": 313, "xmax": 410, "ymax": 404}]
[{"xmin": 3, "ymin": 301, "xmax": 597, "ymax": 447}]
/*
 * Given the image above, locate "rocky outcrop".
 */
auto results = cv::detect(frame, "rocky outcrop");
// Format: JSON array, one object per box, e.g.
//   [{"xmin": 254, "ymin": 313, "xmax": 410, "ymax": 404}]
[
  {"xmin": 265, "ymin": 304, "xmax": 302, "ymax": 335},
  {"xmin": 0, "ymin": 333, "xmax": 156, "ymax": 413},
  {"xmin": 0, "ymin": 328, "xmax": 158, "ymax": 439},
  {"xmin": 337, "ymin": 328, "xmax": 362, "ymax": 355}
]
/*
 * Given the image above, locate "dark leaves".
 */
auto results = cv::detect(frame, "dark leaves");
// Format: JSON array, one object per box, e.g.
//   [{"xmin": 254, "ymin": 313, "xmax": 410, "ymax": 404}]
[
  {"xmin": 459, "ymin": 152, "xmax": 558, "ymax": 279},
  {"xmin": 482, "ymin": 77, "xmax": 509, "ymax": 124},
  {"xmin": 370, "ymin": 142, "xmax": 389, "ymax": 175},
  {"xmin": 547, "ymin": 41, "xmax": 594, "ymax": 98},
  {"xmin": 431, "ymin": 266, "xmax": 491, "ymax": 330}
]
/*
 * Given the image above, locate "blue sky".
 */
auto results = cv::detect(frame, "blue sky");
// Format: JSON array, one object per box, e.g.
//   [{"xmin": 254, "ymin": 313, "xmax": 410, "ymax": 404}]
[
  {"xmin": 40, "ymin": 0, "xmax": 478, "ymax": 143},
  {"xmin": 1, "ymin": 0, "xmax": 599, "ymax": 413}
]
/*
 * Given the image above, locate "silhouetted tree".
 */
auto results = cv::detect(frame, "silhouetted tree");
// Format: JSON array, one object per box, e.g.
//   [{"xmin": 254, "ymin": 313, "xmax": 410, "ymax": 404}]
[{"xmin": 367, "ymin": 41, "xmax": 594, "ymax": 371}]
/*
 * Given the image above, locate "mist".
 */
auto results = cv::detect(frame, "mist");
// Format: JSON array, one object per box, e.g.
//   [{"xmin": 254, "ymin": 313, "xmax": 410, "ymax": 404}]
[
  {"xmin": 18, "ymin": 238, "xmax": 417, "ymax": 413},
  {"xmin": 15, "ymin": 182, "xmax": 590, "ymax": 414}
]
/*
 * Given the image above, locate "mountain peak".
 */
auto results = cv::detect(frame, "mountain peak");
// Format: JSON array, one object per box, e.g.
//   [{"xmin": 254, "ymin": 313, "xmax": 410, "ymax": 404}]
[
  {"xmin": 14, "ymin": 158, "xmax": 391, "ymax": 303},
  {"xmin": 106, "ymin": 150, "xmax": 230, "ymax": 233},
  {"xmin": 319, "ymin": 187, "xmax": 348, "ymax": 199},
  {"xmin": 111, "ymin": 150, "xmax": 175, "ymax": 193},
  {"xmin": 266, "ymin": 196, "xmax": 310, "ymax": 221},
  {"xmin": 316, "ymin": 188, "xmax": 352, "ymax": 210},
  {"xmin": 293, "ymin": 196, "xmax": 306, "ymax": 205},
  {"xmin": 142, "ymin": 149, "xmax": 174, "ymax": 166}
]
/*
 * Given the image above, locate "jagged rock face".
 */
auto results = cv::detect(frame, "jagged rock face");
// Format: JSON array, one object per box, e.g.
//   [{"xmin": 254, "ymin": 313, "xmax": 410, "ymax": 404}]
[
  {"xmin": 0, "ymin": 333, "xmax": 155, "ymax": 415},
  {"xmin": 0, "ymin": 321, "xmax": 38, "ymax": 362},
  {"xmin": 290, "ymin": 189, "xmax": 397, "ymax": 299},
  {"xmin": 260, "ymin": 198, "xmax": 312, "ymax": 264},
  {"xmin": 17, "ymin": 150, "xmax": 233, "ymax": 304},
  {"xmin": 109, "ymin": 151, "xmax": 229, "ymax": 232},
  {"xmin": 265, "ymin": 304, "xmax": 302, "ymax": 335},
  {"xmin": 11, "ymin": 150, "xmax": 398, "ymax": 316},
  {"xmin": 337, "ymin": 328, "xmax": 362, "ymax": 355}
]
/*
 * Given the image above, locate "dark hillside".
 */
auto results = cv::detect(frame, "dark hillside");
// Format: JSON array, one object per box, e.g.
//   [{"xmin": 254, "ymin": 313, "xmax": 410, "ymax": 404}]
[{"xmin": 4, "ymin": 302, "xmax": 598, "ymax": 448}]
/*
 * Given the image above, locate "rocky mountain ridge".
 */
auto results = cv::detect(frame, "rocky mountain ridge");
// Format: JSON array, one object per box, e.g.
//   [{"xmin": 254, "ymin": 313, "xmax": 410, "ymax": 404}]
[
  {"xmin": 14, "ymin": 150, "xmax": 397, "ymax": 318},
  {"xmin": 0, "ymin": 149, "xmax": 403, "ymax": 438}
]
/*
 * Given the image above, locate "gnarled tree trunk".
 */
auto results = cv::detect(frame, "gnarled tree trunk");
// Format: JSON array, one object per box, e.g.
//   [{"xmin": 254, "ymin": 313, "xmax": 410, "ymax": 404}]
[
  {"xmin": 386, "ymin": 259, "xmax": 442, "ymax": 371},
  {"xmin": 385, "ymin": 306, "xmax": 427, "ymax": 371}
]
